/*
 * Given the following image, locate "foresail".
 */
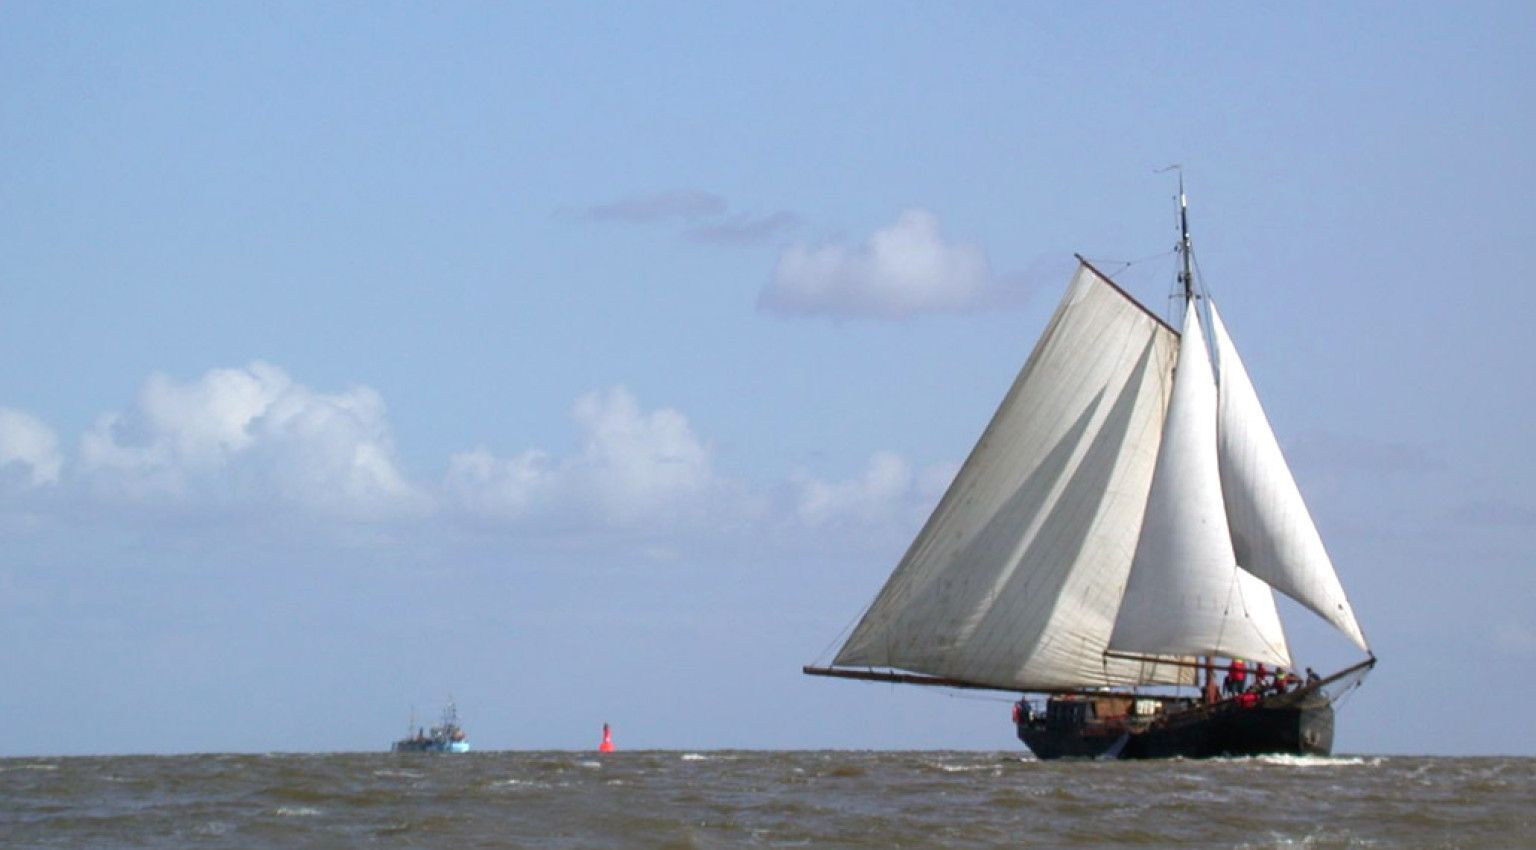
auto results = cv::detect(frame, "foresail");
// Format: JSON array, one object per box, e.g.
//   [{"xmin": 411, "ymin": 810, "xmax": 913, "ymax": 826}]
[
  {"xmin": 1209, "ymin": 302, "xmax": 1370, "ymax": 652},
  {"xmin": 1109, "ymin": 298, "xmax": 1292, "ymax": 668},
  {"xmin": 833, "ymin": 265, "xmax": 1194, "ymax": 690}
]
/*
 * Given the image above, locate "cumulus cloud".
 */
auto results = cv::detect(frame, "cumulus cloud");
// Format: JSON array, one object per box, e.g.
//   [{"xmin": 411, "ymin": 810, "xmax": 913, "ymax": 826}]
[
  {"xmin": 1, "ymin": 363, "xmax": 953, "ymax": 548},
  {"xmin": 446, "ymin": 386, "xmax": 720, "ymax": 528},
  {"xmin": 570, "ymin": 387, "xmax": 714, "ymax": 522},
  {"xmin": 792, "ymin": 452, "xmax": 955, "ymax": 529},
  {"xmin": 76, "ymin": 362, "xmax": 425, "ymax": 519},
  {"xmin": 760, "ymin": 209, "xmax": 1026, "ymax": 320},
  {"xmin": 0, "ymin": 408, "xmax": 63, "ymax": 487},
  {"xmin": 444, "ymin": 448, "xmax": 553, "ymax": 520}
]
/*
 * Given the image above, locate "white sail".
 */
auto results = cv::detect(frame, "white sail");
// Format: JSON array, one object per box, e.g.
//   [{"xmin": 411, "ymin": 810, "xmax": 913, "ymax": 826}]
[
  {"xmin": 1209, "ymin": 302, "xmax": 1370, "ymax": 652},
  {"xmin": 833, "ymin": 265, "xmax": 1195, "ymax": 689},
  {"xmin": 1109, "ymin": 298, "xmax": 1292, "ymax": 668}
]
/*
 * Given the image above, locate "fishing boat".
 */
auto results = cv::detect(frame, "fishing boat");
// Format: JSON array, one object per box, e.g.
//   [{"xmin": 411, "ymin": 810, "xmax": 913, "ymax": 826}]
[
  {"xmin": 391, "ymin": 700, "xmax": 471, "ymax": 753},
  {"xmin": 805, "ymin": 181, "xmax": 1375, "ymax": 759}
]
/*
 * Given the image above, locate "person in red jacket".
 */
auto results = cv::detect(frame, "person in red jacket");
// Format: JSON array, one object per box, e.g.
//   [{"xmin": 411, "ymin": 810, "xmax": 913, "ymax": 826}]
[{"xmin": 1223, "ymin": 658, "xmax": 1248, "ymax": 696}]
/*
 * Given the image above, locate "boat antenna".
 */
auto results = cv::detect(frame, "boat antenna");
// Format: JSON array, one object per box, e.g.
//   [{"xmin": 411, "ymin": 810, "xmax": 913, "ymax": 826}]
[
  {"xmin": 1156, "ymin": 164, "xmax": 1196, "ymax": 304},
  {"xmin": 1179, "ymin": 181, "xmax": 1195, "ymax": 303},
  {"xmin": 1171, "ymin": 169, "xmax": 1197, "ymax": 303}
]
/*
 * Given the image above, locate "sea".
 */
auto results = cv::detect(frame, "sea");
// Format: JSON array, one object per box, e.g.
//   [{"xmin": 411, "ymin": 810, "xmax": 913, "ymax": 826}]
[{"xmin": 2, "ymin": 751, "xmax": 1529, "ymax": 849}]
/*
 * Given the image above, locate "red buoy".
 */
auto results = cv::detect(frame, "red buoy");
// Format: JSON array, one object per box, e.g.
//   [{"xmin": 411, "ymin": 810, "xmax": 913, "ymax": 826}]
[{"xmin": 599, "ymin": 722, "xmax": 615, "ymax": 753}]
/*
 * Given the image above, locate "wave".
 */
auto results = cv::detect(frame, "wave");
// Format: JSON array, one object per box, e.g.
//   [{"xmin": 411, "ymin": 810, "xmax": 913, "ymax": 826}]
[
  {"xmin": 1245, "ymin": 754, "xmax": 1381, "ymax": 768},
  {"xmin": 275, "ymin": 806, "xmax": 321, "ymax": 817},
  {"xmin": 922, "ymin": 760, "xmax": 1002, "ymax": 774}
]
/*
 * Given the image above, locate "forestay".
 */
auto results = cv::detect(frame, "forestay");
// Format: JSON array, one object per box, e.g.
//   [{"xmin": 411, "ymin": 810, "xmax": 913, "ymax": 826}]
[{"xmin": 833, "ymin": 265, "xmax": 1194, "ymax": 689}]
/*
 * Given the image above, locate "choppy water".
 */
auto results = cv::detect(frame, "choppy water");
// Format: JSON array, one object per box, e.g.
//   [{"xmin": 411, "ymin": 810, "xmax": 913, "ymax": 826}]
[{"xmin": 2, "ymin": 751, "xmax": 1529, "ymax": 849}]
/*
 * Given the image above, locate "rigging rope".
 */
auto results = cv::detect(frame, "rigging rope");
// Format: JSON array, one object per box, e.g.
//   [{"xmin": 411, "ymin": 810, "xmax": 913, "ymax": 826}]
[
  {"xmin": 809, "ymin": 603, "xmax": 867, "ymax": 668},
  {"xmin": 1088, "ymin": 248, "xmax": 1177, "ymax": 279},
  {"xmin": 1217, "ymin": 566, "xmax": 1291, "ymax": 668},
  {"xmin": 941, "ymin": 690, "xmax": 1017, "ymax": 704}
]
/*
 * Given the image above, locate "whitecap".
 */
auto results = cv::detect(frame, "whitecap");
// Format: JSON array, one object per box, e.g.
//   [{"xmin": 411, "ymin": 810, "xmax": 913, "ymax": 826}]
[
  {"xmin": 275, "ymin": 807, "xmax": 321, "ymax": 817},
  {"xmin": 492, "ymin": 778, "xmax": 549, "ymax": 790},
  {"xmin": 924, "ymin": 760, "xmax": 998, "ymax": 773},
  {"xmin": 1234, "ymin": 829, "xmax": 1378, "ymax": 848},
  {"xmin": 1248, "ymin": 754, "xmax": 1378, "ymax": 768}
]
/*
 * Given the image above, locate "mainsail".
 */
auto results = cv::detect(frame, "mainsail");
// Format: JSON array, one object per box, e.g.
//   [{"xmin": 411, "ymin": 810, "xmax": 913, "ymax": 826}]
[{"xmin": 833, "ymin": 265, "xmax": 1192, "ymax": 690}]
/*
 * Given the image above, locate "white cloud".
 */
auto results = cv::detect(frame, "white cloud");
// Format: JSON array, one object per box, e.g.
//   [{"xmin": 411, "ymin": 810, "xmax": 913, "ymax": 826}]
[
  {"xmin": 792, "ymin": 451, "xmax": 955, "ymax": 529},
  {"xmin": 570, "ymin": 387, "xmax": 714, "ymax": 522},
  {"xmin": 760, "ymin": 209, "xmax": 1021, "ymax": 319},
  {"xmin": 3, "ymin": 365, "xmax": 953, "ymax": 547},
  {"xmin": 795, "ymin": 452, "xmax": 911, "ymax": 527},
  {"xmin": 0, "ymin": 408, "xmax": 63, "ymax": 486},
  {"xmin": 444, "ymin": 447, "xmax": 553, "ymax": 520},
  {"xmin": 77, "ymin": 362, "xmax": 425, "ymax": 519},
  {"xmin": 446, "ymin": 386, "xmax": 720, "ymax": 528}
]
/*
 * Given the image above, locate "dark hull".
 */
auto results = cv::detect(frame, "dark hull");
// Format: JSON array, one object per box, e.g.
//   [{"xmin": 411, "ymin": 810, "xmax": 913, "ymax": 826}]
[
  {"xmin": 392, "ymin": 739, "xmax": 448, "ymax": 752},
  {"xmin": 1018, "ymin": 691, "xmax": 1334, "ymax": 760}
]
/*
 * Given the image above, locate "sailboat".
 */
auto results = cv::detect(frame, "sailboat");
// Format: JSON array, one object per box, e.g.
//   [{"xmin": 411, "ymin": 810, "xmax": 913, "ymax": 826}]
[{"xmin": 805, "ymin": 184, "xmax": 1375, "ymax": 759}]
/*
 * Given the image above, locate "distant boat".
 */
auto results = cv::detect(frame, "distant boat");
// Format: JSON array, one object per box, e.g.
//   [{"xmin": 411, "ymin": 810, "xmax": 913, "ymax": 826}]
[
  {"xmin": 806, "ymin": 182, "xmax": 1375, "ymax": 759},
  {"xmin": 391, "ymin": 700, "xmax": 470, "ymax": 753}
]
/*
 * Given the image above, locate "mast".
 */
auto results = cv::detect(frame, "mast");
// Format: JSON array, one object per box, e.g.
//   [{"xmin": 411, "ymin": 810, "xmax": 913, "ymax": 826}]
[
  {"xmin": 1180, "ymin": 176, "xmax": 1217, "ymax": 686},
  {"xmin": 1177, "ymin": 172, "xmax": 1194, "ymax": 302}
]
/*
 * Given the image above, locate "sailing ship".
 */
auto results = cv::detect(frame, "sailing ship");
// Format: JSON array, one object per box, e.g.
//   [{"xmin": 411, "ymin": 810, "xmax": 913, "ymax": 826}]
[
  {"xmin": 805, "ymin": 183, "xmax": 1375, "ymax": 759},
  {"xmin": 391, "ymin": 700, "xmax": 471, "ymax": 753}
]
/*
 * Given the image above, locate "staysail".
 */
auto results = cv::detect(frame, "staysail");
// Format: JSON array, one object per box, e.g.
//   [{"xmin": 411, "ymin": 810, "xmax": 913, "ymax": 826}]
[
  {"xmin": 832, "ymin": 265, "xmax": 1194, "ymax": 689},
  {"xmin": 1108, "ymin": 298, "xmax": 1292, "ymax": 668},
  {"xmin": 1209, "ymin": 302, "xmax": 1370, "ymax": 652}
]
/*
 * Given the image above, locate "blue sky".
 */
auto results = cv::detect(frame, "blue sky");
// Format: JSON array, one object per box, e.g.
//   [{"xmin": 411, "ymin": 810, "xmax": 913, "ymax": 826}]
[{"xmin": 1, "ymin": 3, "xmax": 1532, "ymax": 756}]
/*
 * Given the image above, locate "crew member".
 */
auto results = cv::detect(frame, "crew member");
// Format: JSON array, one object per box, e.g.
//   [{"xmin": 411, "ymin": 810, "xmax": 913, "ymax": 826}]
[{"xmin": 1224, "ymin": 658, "xmax": 1247, "ymax": 696}]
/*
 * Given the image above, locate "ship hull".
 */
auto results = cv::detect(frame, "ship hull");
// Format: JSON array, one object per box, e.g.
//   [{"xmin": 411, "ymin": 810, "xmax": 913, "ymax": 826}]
[
  {"xmin": 1018, "ymin": 692, "xmax": 1334, "ymax": 760},
  {"xmin": 391, "ymin": 740, "xmax": 470, "ymax": 753}
]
